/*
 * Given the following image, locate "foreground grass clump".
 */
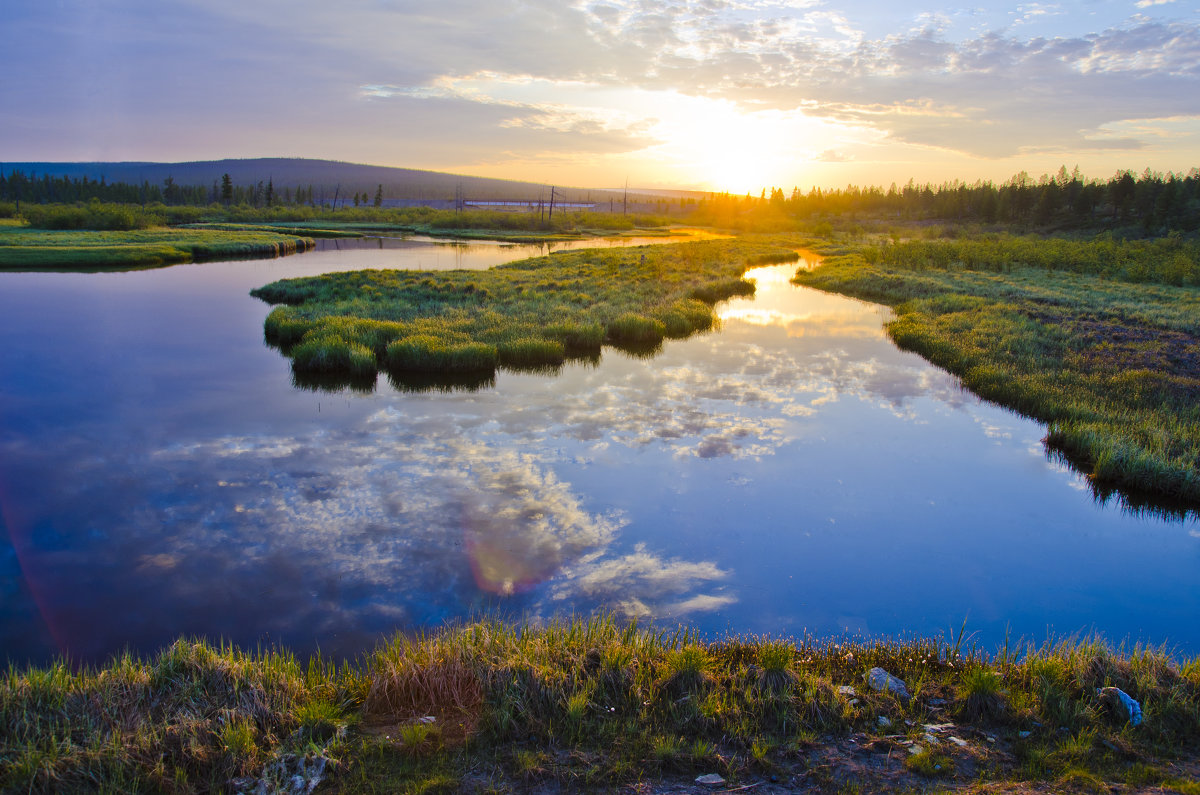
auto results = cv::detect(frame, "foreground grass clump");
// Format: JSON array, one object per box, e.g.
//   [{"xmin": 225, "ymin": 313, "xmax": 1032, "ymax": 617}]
[
  {"xmin": 0, "ymin": 225, "xmax": 314, "ymax": 270},
  {"xmin": 251, "ymin": 238, "xmax": 799, "ymax": 379},
  {"xmin": 0, "ymin": 639, "xmax": 364, "ymax": 793},
  {"xmin": 4, "ymin": 620, "xmax": 1199, "ymax": 793},
  {"xmin": 790, "ymin": 233, "xmax": 1200, "ymax": 506}
]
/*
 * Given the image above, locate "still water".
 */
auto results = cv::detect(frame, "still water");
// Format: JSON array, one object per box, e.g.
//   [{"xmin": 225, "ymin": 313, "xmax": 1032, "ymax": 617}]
[{"xmin": 1, "ymin": 236, "xmax": 1197, "ymax": 665}]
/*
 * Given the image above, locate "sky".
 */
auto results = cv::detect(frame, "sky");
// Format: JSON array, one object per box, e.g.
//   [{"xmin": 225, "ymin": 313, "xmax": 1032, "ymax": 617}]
[{"xmin": 2, "ymin": 0, "xmax": 1199, "ymax": 192}]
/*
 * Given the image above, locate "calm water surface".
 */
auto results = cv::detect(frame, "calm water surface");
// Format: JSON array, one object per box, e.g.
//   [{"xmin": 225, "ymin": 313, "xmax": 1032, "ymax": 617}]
[{"xmin": 1, "ymin": 236, "xmax": 1197, "ymax": 664}]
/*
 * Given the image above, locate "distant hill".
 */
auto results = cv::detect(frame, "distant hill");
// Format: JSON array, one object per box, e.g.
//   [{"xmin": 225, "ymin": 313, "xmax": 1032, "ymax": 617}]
[{"xmin": 2, "ymin": 158, "xmax": 641, "ymax": 204}]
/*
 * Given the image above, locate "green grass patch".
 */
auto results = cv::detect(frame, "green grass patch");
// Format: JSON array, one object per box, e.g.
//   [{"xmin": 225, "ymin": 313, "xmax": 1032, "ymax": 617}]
[
  {"xmin": 252, "ymin": 239, "xmax": 800, "ymax": 381},
  {"xmin": 790, "ymin": 231, "xmax": 1200, "ymax": 507},
  {"xmin": 385, "ymin": 335, "xmax": 499, "ymax": 373},
  {"xmin": 3, "ymin": 621, "xmax": 1198, "ymax": 793},
  {"xmin": 0, "ymin": 224, "xmax": 314, "ymax": 270}
]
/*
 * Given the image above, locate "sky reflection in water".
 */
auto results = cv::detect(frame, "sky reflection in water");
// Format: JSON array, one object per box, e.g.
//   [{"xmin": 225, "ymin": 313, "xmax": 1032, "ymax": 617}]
[{"xmin": 0, "ymin": 244, "xmax": 1197, "ymax": 665}]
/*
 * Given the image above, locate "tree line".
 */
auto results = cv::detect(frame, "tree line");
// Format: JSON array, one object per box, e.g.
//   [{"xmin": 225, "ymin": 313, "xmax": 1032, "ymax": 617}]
[
  {"xmin": 697, "ymin": 166, "xmax": 1200, "ymax": 234},
  {"xmin": 2, "ymin": 165, "xmax": 1198, "ymax": 234},
  {"xmin": 0, "ymin": 168, "xmax": 388, "ymax": 211}
]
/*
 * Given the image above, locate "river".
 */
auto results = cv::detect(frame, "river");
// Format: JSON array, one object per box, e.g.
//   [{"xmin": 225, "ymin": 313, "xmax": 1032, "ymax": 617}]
[{"xmin": 1, "ymin": 234, "xmax": 1196, "ymax": 664}]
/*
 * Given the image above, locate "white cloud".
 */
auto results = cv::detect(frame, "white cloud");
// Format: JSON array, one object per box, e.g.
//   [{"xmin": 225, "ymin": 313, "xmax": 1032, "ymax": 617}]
[{"xmin": 3, "ymin": 0, "xmax": 1199, "ymax": 180}]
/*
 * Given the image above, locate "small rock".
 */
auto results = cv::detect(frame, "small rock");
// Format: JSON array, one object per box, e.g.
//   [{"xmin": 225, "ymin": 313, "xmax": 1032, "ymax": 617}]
[
  {"xmin": 923, "ymin": 733, "xmax": 939, "ymax": 745},
  {"xmin": 416, "ymin": 716, "xmax": 437, "ymax": 724},
  {"xmin": 837, "ymin": 685, "xmax": 857, "ymax": 697},
  {"xmin": 986, "ymin": 736, "xmax": 996, "ymax": 744},
  {"xmin": 695, "ymin": 773, "xmax": 725, "ymax": 787},
  {"xmin": 907, "ymin": 745, "xmax": 924, "ymax": 755},
  {"xmin": 877, "ymin": 716, "xmax": 892, "ymax": 728},
  {"xmin": 948, "ymin": 736, "xmax": 968, "ymax": 747},
  {"xmin": 1018, "ymin": 730, "xmax": 1032, "ymax": 738},
  {"xmin": 864, "ymin": 667, "xmax": 910, "ymax": 701},
  {"xmin": 848, "ymin": 698, "xmax": 860, "ymax": 706},
  {"xmin": 927, "ymin": 697, "xmax": 948, "ymax": 707}
]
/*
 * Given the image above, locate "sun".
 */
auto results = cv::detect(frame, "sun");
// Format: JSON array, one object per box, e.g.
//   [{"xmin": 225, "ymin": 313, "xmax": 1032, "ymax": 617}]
[{"xmin": 644, "ymin": 95, "xmax": 833, "ymax": 193}]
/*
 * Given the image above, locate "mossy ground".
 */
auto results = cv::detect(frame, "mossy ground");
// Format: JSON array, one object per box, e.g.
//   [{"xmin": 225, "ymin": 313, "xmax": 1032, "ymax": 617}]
[
  {"xmin": 0, "ymin": 225, "xmax": 315, "ymax": 270},
  {"xmin": 251, "ymin": 239, "xmax": 800, "ymax": 383},
  {"xmin": 2, "ymin": 618, "xmax": 1198, "ymax": 793},
  {"xmin": 783, "ymin": 231, "xmax": 1200, "ymax": 508}
]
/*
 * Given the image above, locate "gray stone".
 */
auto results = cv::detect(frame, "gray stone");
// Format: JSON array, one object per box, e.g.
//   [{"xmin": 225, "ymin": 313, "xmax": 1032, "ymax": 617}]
[
  {"xmin": 695, "ymin": 773, "xmax": 726, "ymax": 786},
  {"xmin": 864, "ymin": 667, "xmax": 910, "ymax": 701}
]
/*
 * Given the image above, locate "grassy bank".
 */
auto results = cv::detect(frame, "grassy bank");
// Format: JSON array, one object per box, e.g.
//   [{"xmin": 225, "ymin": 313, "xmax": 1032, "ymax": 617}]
[
  {"xmin": 2, "ymin": 618, "xmax": 1198, "ymax": 793},
  {"xmin": 251, "ymin": 239, "xmax": 799, "ymax": 383},
  {"xmin": 0, "ymin": 226, "xmax": 316, "ymax": 270},
  {"xmin": 787, "ymin": 232, "xmax": 1200, "ymax": 508}
]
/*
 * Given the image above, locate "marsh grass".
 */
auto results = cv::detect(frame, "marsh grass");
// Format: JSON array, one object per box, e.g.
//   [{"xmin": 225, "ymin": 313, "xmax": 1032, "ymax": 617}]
[
  {"xmin": 0, "ymin": 639, "xmax": 365, "ymax": 793},
  {"xmin": 790, "ymin": 232, "xmax": 1200, "ymax": 506},
  {"xmin": 0, "ymin": 225, "xmax": 314, "ymax": 270},
  {"xmin": 2, "ymin": 620, "xmax": 1198, "ymax": 793},
  {"xmin": 253, "ymin": 239, "xmax": 799, "ymax": 382}
]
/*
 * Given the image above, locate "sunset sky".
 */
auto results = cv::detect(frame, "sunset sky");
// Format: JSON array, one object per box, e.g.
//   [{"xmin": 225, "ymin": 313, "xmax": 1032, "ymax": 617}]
[{"xmin": 3, "ymin": 0, "xmax": 1198, "ymax": 192}]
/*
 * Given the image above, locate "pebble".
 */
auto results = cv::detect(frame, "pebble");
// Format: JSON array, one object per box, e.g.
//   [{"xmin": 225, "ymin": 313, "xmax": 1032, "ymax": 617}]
[
  {"xmin": 948, "ymin": 736, "xmax": 968, "ymax": 747},
  {"xmin": 907, "ymin": 745, "xmax": 924, "ymax": 755},
  {"xmin": 877, "ymin": 716, "xmax": 892, "ymax": 728},
  {"xmin": 695, "ymin": 773, "xmax": 725, "ymax": 787}
]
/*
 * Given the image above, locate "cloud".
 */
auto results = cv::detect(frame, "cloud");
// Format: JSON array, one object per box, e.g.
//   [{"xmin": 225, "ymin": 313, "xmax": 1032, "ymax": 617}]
[{"xmin": 3, "ymin": 0, "xmax": 1199, "ymax": 165}]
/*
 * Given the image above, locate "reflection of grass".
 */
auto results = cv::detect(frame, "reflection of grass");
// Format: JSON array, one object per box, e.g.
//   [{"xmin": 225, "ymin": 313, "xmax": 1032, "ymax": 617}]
[
  {"xmin": 253, "ymin": 239, "xmax": 799, "ymax": 380},
  {"xmin": 0, "ymin": 225, "xmax": 314, "ymax": 270},
  {"xmin": 791, "ymin": 234, "xmax": 1200, "ymax": 507},
  {"xmin": 4, "ymin": 620, "xmax": 1198, "ymax": 792}
]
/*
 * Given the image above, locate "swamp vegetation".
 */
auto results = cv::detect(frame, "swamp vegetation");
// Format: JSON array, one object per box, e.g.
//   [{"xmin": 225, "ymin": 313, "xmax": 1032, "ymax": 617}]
[
  {"xmin": 788, "ymin": 232, "xmax": 1200, "ymax": 505},
  {"xmin": 0, "ymin": 224, "xmax": 315, "ymax": 270},
  {"xmin": 2, "ymin": 618, "xmax": 1198, "ymax": 793},
  {"xmin": 251, "ymin": 239, "xmax": 799, "ymax": 383}
]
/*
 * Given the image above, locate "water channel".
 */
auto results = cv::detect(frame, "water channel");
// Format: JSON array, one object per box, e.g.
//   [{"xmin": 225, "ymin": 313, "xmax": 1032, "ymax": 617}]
[{"xmin": 1, "ymin": 234, "xmax": 1197, "ymax": 665}]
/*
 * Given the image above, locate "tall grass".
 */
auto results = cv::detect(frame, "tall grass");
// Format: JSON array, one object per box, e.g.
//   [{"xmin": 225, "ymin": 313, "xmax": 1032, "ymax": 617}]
[
  {"xmin": 253, "ymin": 239, "xmax": 800, "ymax": 382},
  {"xmin": 4, "ymin": 621, "xmax": 1197, "ymax": 793}
]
